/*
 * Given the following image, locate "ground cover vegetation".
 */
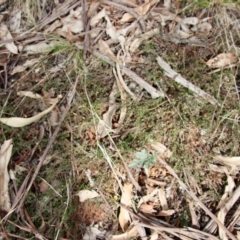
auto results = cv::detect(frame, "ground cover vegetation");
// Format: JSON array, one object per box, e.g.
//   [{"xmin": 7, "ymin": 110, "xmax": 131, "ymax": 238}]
[{"xmin": 0, "ymin": 0, "xmax": 240, "ymax": 239}]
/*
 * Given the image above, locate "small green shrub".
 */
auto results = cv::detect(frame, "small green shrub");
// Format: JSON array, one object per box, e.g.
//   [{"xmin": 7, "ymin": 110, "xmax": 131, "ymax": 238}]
[{"xmin": 129, "ymin": 149, "xmax": 157, "ymax": 171}]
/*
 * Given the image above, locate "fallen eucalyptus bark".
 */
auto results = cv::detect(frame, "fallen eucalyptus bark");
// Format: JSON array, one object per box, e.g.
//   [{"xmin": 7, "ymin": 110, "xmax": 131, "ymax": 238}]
[
  {"xmin": 156, "ymin": 56, "xmax": 220, "ymax": 106},
  {"xmin": 94, "ymin": 51, "xmax": 164, "ymax": 99}
]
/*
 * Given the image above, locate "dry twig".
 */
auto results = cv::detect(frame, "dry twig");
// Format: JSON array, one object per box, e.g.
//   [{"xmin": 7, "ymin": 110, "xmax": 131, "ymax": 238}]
[
  {"xmin": 94, "ymin": 50, "xmax": 164, "ymax": 99},
  {"xmin": 155, "ymin": 155, "xmax": 237, "ymax": 240},
  {"xmin": 156, "ymin": 56, "xmax": 220, "ymax": 106},
  {"xmin": 13, "ymin": 77, "xmax": 78, "ymax": 213}
]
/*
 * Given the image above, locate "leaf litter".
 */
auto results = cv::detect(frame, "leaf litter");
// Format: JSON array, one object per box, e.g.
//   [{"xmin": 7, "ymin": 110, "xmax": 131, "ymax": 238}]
[{"xmin": 0, "ymin": 0, "xmax": 240, "ymax": 239}]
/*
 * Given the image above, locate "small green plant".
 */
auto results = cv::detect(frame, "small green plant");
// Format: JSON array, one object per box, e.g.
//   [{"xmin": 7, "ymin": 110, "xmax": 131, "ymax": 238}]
[{"xmin": 129, "ymin": 149, "xmax": 157, "ymax": 171}]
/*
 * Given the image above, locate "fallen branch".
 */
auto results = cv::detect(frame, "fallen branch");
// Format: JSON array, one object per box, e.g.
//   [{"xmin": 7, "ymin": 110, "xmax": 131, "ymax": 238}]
[
  {"xmin": 94, "ymin": 51, "xmax": 164, "ymax": 99},
  {"xmin": 156, "ymin": 56, "xmax": 220, "ymax": 106}
]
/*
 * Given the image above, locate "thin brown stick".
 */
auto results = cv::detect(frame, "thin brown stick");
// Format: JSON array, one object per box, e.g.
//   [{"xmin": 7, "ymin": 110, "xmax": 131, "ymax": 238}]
[
  {"xmin": 16, "ymin": 77, "xmax": 78, "ymax": 211},
  {"xmin": 156, "ymin": 56, "xmax": 220, "ymax": 106}
]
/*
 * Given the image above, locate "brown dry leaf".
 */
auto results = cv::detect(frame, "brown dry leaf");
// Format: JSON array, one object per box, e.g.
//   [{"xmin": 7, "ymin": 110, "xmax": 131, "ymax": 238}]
[
  {"xmin": 0, "ymin": 94, "xmax": 61, "ymax": 128},
  {"xmin": 181, "ymin": 17, "xmax": 199, "ymax": 25},
  {"xmin": 207, "ymin": 53, "xmax": 238, "ymax": 68},
  {"xmin": 130, "ymin": 28, "xmax": 159, "ymax": 53},
  {"xmin": 0, "ymin": 23, "xmax": 18, "ymax": 54},
  {"xmin": 119, "ymin": 183, "xmax": 133, "ymax": 232},
  {"xmin": 0, "ymin": 139, "xmax": 12, "ymax": 212},
  {"xmin": 44, "ymin": 20, "xmax": 62, "ymax": 33},
  {"xmin": 11, "ymin": 58, "xmax": 40, "ymax": 75},
  {"xmin": 98, "ymin": 39, "xmax": 120, "ymax": 64},
  {"xmin": 151, "ymin": 142, "xmax": 172, "ymax": 158},
  {"xmin": 90, "ymin": 8, "xmax": 106, "ymax": 26},
  {"xmin": 208, "ymin": 163, "xmax": 229, "ymax": 174},
  {"xmin": 158, "ymin": 188, "xmax": 168, "ymax": 210},
  {"xmin": 151, "ymin": 8, "xmax": 181, "ymax": 26},
  {"xmin": 105, "ymin": 14, "xmax": 120, "ymax": 43},
  {"xmin": 214, "ymin": 155, "xmax": 240, "ymax": 167},
  {"xmin": 139, "ymin": 203, "xmax": 157, "ymax": 214},
  {"xmin": 150, "ymin": 230, "xmax": 159, "ymax": 240},
  {"xmin": 96, "ymin": 82, "xmax": 119, "ymax": 138},
  {"xmin": 138, "ymin": 189, "xmax": 160, "ymax": 214},
  {"xmin": 17, "ymin": 91, "xmax": 42, "ymax": 99},
  {"xmin": 119, "ymin": 13, "xmax": 134, "ymax": 24},
  {"xmin": 194, "ymin": 22, "xmax": 212, "ymax": 34},
  {"xmin": 61, "ymin": 7, "xmax": 84, "ymax": 34},
  {"xmin": 134, "ymin": 0, "xmax": 159, "ymax": 16},
  {"xmin": 49, "ymin": 110, "xmax": 59, "ymax": 126},
  {"xmin": 39, "ymin": 181, "xmax": 49, "ymax": 193},
  {"xmin": 18, "ymin": 42, "xmax": 56, "ymax": 54},
  {"xmin": 111, "ymin": 226, "xmax": 138, "ymax": 240},
  {"xmin": 9, "ymin": 9, "xmax": 22, "ymax": 33},
  {"xmin": 157, "ymin": 210, "xmax": 175, "ymax": 216},
  {"xmin": 77, "ymin": 190, "xmax": 100, "ymax": 203},
  {"xmin": 88, "ymin": 0, "xmax": 100, "ymax": 18},
  {"xmin": 83, "ymin": 226, "xmax": 106, "ymax": 240}
]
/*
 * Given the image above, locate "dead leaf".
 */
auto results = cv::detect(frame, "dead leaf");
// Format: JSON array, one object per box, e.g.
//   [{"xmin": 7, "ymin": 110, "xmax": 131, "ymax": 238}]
[
  {"xmin": 134, "ymin": 0, "xmax": 159, "ymax": 16},
  {"xmin": 0, "ymin": 95, "xmax": 61, "ymax": 127},
  {"xmin": 0, "ymin": 139, "xmax": 12, "ymax": 212},
  {"xmin": 119, "ymin": 183, "xmax": 133, "ymax": 232},
  {"xmin": 18, "ymin": 41, "xmax": 56, "ymax": 54},
  {"xmin": 151, "ymin": 142, "xmax": 172, "ymax": 158},
  {"xmin": 163, "ymin": 0, "xmax": 171, "ymax": 8},
  {"xmin": 39, "ymin": 181, "xmax": 49, "ymax": 193},
  {"xmin": 77, "ymin": 190, "xmax": 100, "ymax": 202},
  {"xmin": 49, "ymin": 110, "xmax": 59, "ymax": 126},
  {"xmin": 105, "ymin": 14, "xmax": 119, "ymax": 42},
  {"xmin": 195, "ymin": 22, "xmax": 212, "ymax": 34},
  {"xmin": 151, "ymin": 9, "xmax": 181, "ymax": 26},
  {"xmin": 0, "ymin": 24, "xmax": 18, "ymax": 54},
  {"xmin": 96, "ymin": 82, "xmax": 119, "ymax": 138},
  {"xmin": 130, "ymin": 28, "xmax": 159, "ymax": 53},
  {"xmin": 83, "ymin": 226, "xmax": 106, "ymax": 240},
  {"xmin": 61, "ymin": 7, "xmax": 84, "ymax": 34},
  {"xmin": 182, "ymin": 17, "xmax": 199, "ymax": 25},
  {"xmin": 158, "ymin": 188, "xmax": 168, "ymax": 210},
  {"xmin": 150, "ymin": 230, "xmax": 159, "ymax": 240},
  {"xmin": 88, "ymin": 0, "xmax": 100, "ymax": 18},
  {"xmin": 17, "ymin": 91, "xmax": 42, "ymax": 99},
  {"xmin": 44, "ymin": 20, "xmax": 62, "ymax": 33},
  {"xmin": 9, "ymin": 9, "xmax": 22, "ymax": 33},
  {"xmin": 139, "ymin": 203, "xmax": 157, "ymax": 214},
  {"xmin": 11, "ymin": 58, "xmax": 40, "ymax": 75},
  {"xmin": 90, "ymin": 8, "xmax": 106, "ymax": 26},
  {"xmin": 208, "ymin": 163, "xmax": 229, "ymax": 174},
  {"xmin": 111, "ymin": 226, "xmax": 138, "ymax": 240},
  {"xmin": 214, "ymin": 155, "xmax": 240, "ymax": 167},
  {"xmin": 119, "ymin": 13, "xmax": 134, "ymax": 24},
  {"xmin": 98, "ymin": 39, "xmax": 119, "ymax": 63},
  {"xmin": 157, "ymin": 209, "xmax": 175, "ymax": 216},
  {"xmin": 207, "ymin": 53, "xmax": 238, "ymax": 68}
]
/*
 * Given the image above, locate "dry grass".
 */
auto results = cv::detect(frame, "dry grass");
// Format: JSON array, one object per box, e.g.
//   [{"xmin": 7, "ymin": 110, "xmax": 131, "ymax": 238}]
[{"xmin": 0, "ymin": 0, "xmax": 240, "ymax": 239}]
